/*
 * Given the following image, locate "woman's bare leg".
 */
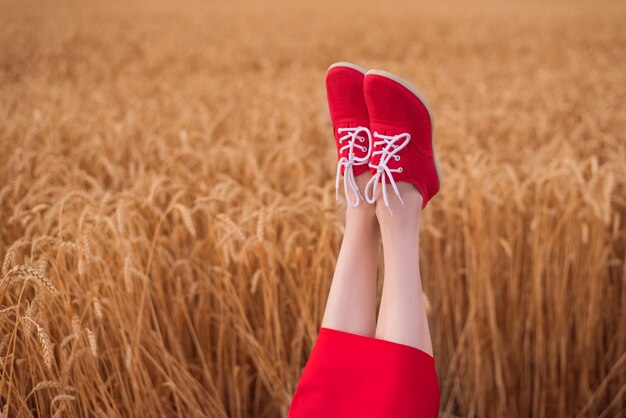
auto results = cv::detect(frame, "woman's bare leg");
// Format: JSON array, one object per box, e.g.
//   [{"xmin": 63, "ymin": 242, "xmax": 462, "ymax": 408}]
[
  {"xmin": 375, "ymin": 182, "xmax": 433, "ymax": 355},
  {"xmin": 321, "ymin": 172, "xmax": 380, "ymax": 337}
]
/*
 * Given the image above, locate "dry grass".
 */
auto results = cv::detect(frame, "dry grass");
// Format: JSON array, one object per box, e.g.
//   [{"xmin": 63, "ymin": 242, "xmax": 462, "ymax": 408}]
[{"xmin": 1, "ymin": 0, "xmax": 625, "ymax": 416}]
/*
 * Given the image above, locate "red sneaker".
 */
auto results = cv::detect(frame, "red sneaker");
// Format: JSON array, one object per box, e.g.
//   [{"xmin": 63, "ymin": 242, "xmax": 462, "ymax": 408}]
[
  {"xmin": 362, "ymin": 70, "xmax": 441, "ymax": 212},
  {"xmin": 326, "ymin": 62, "xmax": 372, "ymax": 207}
]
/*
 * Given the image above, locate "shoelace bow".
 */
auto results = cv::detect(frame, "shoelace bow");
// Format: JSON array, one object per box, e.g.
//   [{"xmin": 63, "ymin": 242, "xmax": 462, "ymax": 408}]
[
  {"xmin": 335, "ymin": 126, "xmax": 372, "ymax": 207},
  {"xmin": 364, "ymin": 131, "xmax": 411, "ymax": 214}
]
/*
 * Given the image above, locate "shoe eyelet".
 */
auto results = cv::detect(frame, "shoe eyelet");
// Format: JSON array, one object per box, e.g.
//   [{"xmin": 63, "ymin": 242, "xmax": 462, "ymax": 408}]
[
  {"xmin": 359, "ymin": 137, "xmax": 365, "ymax": 142},
  {"xmin": 398, "ymin": 167, "xmax": 404, "ymax": 173},
  {"xmin": 394, "ymin": 156, "xmax": 400, "ymax": 161}
]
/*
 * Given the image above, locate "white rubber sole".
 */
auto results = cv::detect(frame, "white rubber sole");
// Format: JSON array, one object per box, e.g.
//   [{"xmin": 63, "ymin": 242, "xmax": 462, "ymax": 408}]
[
  {"xmin": 365, "ymin": 69, "xmax": 442, "ymax": 185},
  {"xmin": 327, "ymin": 61, "xmax": 367, "ymax": 75}
]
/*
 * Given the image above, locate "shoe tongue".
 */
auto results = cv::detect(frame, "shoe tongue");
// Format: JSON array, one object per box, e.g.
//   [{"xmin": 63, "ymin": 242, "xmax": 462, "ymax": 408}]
[
  {"xmin": 333, "ymin": 120, "xmax": 369, "ymax": 136},
  {"xmin": 371, "ymin": 124, "xmax": 401, "ymax": 137}
]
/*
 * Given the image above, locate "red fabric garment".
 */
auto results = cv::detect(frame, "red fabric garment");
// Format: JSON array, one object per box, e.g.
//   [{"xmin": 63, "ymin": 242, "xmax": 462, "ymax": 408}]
[
  {"xmin": 288, "ymin": 327, "xmax": 440, "ymax": 418},
  {"xmin": 363, "ymin": 72, "xmax": 440, "ymax": 209}
]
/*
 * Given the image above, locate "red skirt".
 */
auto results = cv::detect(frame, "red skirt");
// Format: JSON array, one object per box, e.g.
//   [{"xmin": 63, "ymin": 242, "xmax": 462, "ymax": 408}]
[{"xmin": 288, "ymin": 327, "xmax": 440, "ymax": 418}]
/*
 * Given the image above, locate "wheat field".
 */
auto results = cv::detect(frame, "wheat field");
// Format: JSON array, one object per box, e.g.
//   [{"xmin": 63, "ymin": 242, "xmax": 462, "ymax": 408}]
[{"xmin": 1, "ymin": 0, "xmax": 625, "ymax": 417}]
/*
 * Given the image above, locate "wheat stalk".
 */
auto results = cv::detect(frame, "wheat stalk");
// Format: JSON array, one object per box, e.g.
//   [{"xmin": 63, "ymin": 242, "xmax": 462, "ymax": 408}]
[
  {"xmin": 216, "ymin": 214, "xmax": 246, "ymax": 240},
  {"xmin": 23, "ymin": 304, "xmax": 35, "ymax": 338},
  {"xmin": 26, "ymin": 320, "xmax": 54, "ymax": 370},
  {"xmin": 174, "ymin": 203, "xmax": 196, "ymax": 237},
  {"xmin": 123, "ymin": 256, "xmax": 133, "ymax": 293},
  {"xmin": 77, "ymin": 257, "xmax": 85, "ymax": 277},
  {"xmin": 2, "ymin": 238, "xmax": 30, "ymax": 275},
  {"xmin": 256, "ymin": 209, "xmax": 266, "ymax": 242},
  {"xmin": 92, "ymin": 299, "xmax": 103, "ymax": 321},
  {"xmin": 125, "ymin": 345, "xmax": 132, "ymax": 370},
  {"xmin": 5, "ymin": 265, "xmax": 58, "ymax": 294},
  {"xmin": 71, "ymin": 315, "xmax": 81, "ymax": 337},
  {"xmin": 0, "ymin": 3, "xmax": 624, "ymax": 418},
  {"xmin": 82, "ymin": 234, "xmax": 92, "ymax": 260},
  {"xmin": 86, "ymin": 329, "xmax": 98, "ymax": 359}
]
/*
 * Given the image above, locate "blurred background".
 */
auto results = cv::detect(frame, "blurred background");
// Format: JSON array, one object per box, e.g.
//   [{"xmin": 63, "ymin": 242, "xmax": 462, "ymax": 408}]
[{"xmin": 1, "ymin": 0, "xmax": 625, "ymax": 416}]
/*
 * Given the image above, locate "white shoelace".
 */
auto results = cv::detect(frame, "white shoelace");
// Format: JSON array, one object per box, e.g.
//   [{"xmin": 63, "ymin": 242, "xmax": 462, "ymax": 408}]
[
  {"xmin": 364, "ymin": 131, "xmax": 411, "ymax": 214},
  {"xmin": 335, "ymin": 126, "xmax": 372, "ymax": 207}
]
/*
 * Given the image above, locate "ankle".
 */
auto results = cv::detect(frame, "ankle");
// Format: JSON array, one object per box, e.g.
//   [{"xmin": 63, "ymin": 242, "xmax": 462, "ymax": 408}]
[
  {"xmin": 346, "ymin": 200, "xmax": 377, "ymax": 226},
  {"xmin": 345, "ymin": 174, "xmax": 377, "ymax": 225},
  {"xmin": 375, "ymin": 183, "xmax": 422, "ymax": 227}
]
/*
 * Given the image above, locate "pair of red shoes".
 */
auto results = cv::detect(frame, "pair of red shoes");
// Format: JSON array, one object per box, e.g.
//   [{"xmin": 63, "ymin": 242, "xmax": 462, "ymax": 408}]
[{"xmin": 327, "ymin": 62, "xmax": 441, "ymax": 212}]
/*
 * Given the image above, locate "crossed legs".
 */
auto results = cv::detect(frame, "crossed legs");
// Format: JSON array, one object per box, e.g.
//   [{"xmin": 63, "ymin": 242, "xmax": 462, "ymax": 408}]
[{"xmin": 290, "ymin": 64, "xmax": 439, "ymax": 418}]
